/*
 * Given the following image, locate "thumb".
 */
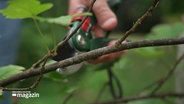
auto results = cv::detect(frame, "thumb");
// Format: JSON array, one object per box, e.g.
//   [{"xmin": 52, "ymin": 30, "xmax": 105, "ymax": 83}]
[{"xmin": 68, "ymin": 0, "xmax": 117, "ymax": 30}]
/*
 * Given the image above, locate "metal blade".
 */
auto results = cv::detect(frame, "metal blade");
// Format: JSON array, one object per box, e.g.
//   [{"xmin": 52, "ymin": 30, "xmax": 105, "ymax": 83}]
[
  {"xmin": 52, "ymin": 41, "xmax": 76, "ymax": 61},
  {"xmin": 53, "ymin": 41, "xmax": 84, "ymax": 75}
]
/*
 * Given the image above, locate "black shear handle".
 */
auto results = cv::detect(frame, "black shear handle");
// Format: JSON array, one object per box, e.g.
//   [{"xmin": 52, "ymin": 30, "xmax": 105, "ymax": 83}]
[{"xmin": 107, "ymin": 68, "xmax": 123, "ymax": 99}]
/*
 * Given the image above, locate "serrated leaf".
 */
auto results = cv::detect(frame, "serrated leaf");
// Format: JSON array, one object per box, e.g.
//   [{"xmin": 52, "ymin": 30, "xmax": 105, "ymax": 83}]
[
  {"xmin": 36, "ymin": 12, "xmax": 92, "ymax": 26},
  {"xmin": 0, "ymin": 65, "xmax": 25, "ymax": 80},
  {"xmin": 0, "ymin": 0, "xmax": 53, "ymax": 19}
]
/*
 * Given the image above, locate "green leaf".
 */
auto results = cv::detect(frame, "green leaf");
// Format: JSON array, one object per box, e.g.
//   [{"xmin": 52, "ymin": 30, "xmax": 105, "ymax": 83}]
[
  {"xmin": 146, "ymin": 22, "xmax": 184, "ymax": 39},
  {"xmin": 36, "ymin": 12, "xmax": 92, "ymax": 26},
  {"xmin": 44, "ymin": 71, "xmax": 68, "ymax": 83},
  {"xmin": 0, "ymin": 65, "xmax": 25, "ymax": 80},
  {"xmin": 0, "ymin": 89, "xmax": 2, "ymax": 96},
  {"xmin": 0, "ymin": 0, "xmax": 53, "ymax": 19}
]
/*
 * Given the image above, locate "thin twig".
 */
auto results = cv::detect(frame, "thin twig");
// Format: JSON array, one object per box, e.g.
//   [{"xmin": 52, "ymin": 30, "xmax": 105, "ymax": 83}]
[
  {"xmin": 138, "ymin": 53, "xmax": 184, "ymax": 94},
  {"xmin": 116, "ymin": 0, "xmax": 160, "ymax": 46},
  {"xmin": 62, "ymin": 91, "xmax": 76, "ymax": 104},
  {"xmin": 95, "ymin": 82, "xmax": 109, "ymax": 103},
  {"xmin": 2, "ymin": 75, "xmax": 42, "ymax": 91},
  {"xmin": 150, "ymin": 53, "xmax": 184, "ymax": 94},
  {"xmin": 94, "ymin": 92, "xmax": 184, "ymax": 104},
  {"xmin": 32, "ymin": 53, "xmax": 51, "ymax": 68},
  {"xmin": 33, "ymin": 19, "xmax": 50, "ymax": 52}
]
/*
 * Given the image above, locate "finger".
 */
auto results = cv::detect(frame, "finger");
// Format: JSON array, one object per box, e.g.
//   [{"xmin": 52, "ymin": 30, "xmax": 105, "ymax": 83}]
[
  {"xmin": 88, "ymin": 51, "xmax": 126, "ymax": 64},
  {"xmin": 68, "ymin": 0, "xmax": 86, "ymax": 14},
  {"xmin": 94, "ymin": 25, "xmax": 104, "ymax": 37},
  {"xmin": 92, "ymin": 0, "xmax": 117, "ymax": 30},
  {"xmin": 69, "ymin": 0, "xmax": 117, "ymax": 30},
  {"xmin": 88, "ymin": 40, "xmax": 127, "ymax": 64}
]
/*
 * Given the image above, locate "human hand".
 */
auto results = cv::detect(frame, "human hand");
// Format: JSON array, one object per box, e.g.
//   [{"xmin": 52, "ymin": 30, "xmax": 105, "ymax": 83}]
[
  {"xmin": 68, "ymin": 0, "xmax": 126, "ymax": 63},
  {"xmin": 88, "ymin": 40, "xmax": 127, "ymax": 64},
  {"xmin": 68, "ymin": 0, "xmax": 117, "ymax": 32}
]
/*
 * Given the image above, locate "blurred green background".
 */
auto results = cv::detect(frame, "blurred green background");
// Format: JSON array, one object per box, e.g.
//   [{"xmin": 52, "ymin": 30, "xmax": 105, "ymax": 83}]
[{"xmin": 12, "ymin": 0, "xmax": 184, "ymax": 104}]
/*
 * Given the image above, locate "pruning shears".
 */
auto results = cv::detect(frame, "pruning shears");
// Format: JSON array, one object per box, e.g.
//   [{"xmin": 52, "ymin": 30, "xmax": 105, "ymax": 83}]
[
  {"xmin": 52, "ymin": 7, "xmax": 111, "ymax": 74},
  {"xmin": 53, "ymin": 7, "xmax": 111, "ymax": 60},
  {"xmin": 53, "ymin": 0, "xmax": 123, "ymax": 99},
  {"xmin": 53, "ymin": 0, "xmax": 121, "ymax": 74}
]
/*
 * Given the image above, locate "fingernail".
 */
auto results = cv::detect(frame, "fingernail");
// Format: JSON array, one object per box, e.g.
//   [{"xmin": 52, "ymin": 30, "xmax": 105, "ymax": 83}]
[{"xmin": 101, "ymin": 18, "xmax": 117, "ymax": 30}]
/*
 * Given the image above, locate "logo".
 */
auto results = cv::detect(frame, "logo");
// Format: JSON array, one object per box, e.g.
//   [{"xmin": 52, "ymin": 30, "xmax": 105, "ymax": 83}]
[{"xmin": 12, "ymin": 91, "xmax": 39, "ymax": 99}]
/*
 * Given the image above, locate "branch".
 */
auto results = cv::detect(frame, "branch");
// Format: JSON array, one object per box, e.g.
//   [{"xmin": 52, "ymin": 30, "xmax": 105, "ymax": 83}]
[
  {"xmin": 116, "ymin": 0, "xmax": 160, "ymax": 45},
  {"xmin": 95, "ymin": 82, "xmax": 109, "ymax": 102},
  {"xmin": 139, "ymin": 53, "xmax": 184, "ymax": 94},
  {"xmin": 1, "ymin": 37, "xmax": 184, "ymax": 87},
  {"xmin": 0, "ymin": 0, "xmax": 162, "ymax": 89},
  {"xmin": 63, "ymin": 90, "xmax": 76, "ymax": 104},
  {"xmin": 94, "ymin": 92, "xmax": 184, "ymax": 104},
  {"xmin": 151, "ymin": 53, "xmax": 184, "ymax": 94}
]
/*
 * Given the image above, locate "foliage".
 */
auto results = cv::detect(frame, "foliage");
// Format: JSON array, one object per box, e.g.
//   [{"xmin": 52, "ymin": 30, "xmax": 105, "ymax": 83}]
[
  {"xmin": 134, "ymin": 22, "xmax": 184, "ymax": 57},
  {"xmin": 0, "ymin": 0, "xmax": 184, "ymax": 103},
  {"xmin": 36, "ymin": 13, "xmax": 92, "ymax": 26},
  {"xmin": 0, "ymin": 0, "xmax": 53, "ymax": 19},
  {"xmin": 0, "ymin": 65, "xmax": 25, "ymax": 80},
  {"xmin": 146, "ymin": 22, "xmax": 184, "ymax": 39},
  {"xmin": 0, "ymin": 89, "xmax": 2, "ymax": 96},
  {"xmin": 0, "ymin": 0, "xmax": 91, "ymax": 26}
]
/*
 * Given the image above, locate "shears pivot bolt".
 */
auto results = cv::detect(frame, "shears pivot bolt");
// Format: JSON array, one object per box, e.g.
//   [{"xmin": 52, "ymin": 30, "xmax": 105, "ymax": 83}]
[{"xmin": 77, "ymin": 34, "xmax": 86, "ymax": 46}]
